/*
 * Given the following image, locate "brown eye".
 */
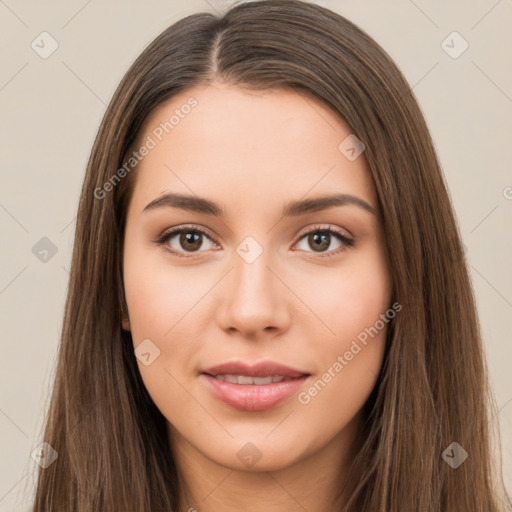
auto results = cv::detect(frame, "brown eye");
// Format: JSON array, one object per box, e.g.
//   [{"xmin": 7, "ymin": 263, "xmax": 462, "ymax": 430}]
[
  {"xmin": 155, "ymin": 226, "xmax": 217, "ymax": 257},
  {"xmin": 178, "ymin": 231, "xmax": 204, "ymax": 252},
  {"xmin": 295, "ymin": 227, "xmax": 354, "ymax": 257},
  {"xmin": 306, "ymin": 232, "xmax": 331, "ymax": 252}
]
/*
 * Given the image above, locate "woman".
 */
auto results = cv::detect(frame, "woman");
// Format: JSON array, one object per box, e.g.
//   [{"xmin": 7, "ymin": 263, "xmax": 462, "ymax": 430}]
[{"xmin": 31, "ymin": 0, "xmax": 511, "ymax": 510}]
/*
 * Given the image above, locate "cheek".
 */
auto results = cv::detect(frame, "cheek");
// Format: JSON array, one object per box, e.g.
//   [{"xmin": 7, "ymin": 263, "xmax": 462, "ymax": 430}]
[
  {"xmin": 293, "ymin": 245, "xmax": 391, "ymax": 348},
  {"xmin": 122, "ymin": 251, "xmax": 203, "ymax": 412},
  {"xmin": 295, "ymin": 295, "xmax": 390, "ymax": 442},
  {"xmin": 122, "ymin": 238, "xmax": 195, "ymax": 340},
  {"xmin": 124, "ymin": 264, "xmax": 205, "ymax": 394},
  {"xmin": 292, "ymin": 246, "xmax": 391, "ymax": 413},
  {"xmin": 122, "ymin": 241, "xmax": 207, "ymax": 373}
]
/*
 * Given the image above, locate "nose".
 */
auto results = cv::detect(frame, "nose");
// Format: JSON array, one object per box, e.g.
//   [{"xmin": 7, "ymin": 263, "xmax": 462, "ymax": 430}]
[{"xmin": 216, "ymin": 246, "xmax": 291, "ymax": 338}]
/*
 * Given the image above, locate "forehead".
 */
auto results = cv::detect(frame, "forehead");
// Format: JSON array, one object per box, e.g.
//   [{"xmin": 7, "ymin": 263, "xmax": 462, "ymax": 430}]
[{"xmin": 129, "ymin": 81, "xmax": 377, "ymax": 212}]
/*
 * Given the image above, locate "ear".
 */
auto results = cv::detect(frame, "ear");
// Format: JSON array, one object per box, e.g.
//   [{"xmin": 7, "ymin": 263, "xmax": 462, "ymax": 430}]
[
  {"xmin": 120, "ymin": 287, "xmax": 131, "ymax": 331},
  {"xmin": 121, "ymin": 312, "xmax": 131, "ymax": 331}
]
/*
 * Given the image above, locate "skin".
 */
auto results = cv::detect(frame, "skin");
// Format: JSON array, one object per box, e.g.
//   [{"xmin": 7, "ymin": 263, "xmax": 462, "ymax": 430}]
[{"xmin": 121, "ymin": 79, "xmax": 392, "ymax": 512}]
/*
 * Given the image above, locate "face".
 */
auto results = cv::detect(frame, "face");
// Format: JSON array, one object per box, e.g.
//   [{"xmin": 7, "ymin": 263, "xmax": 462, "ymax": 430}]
[{"xmin": 121, "ymin": 80, "xmax": 392, "ymax": 473}]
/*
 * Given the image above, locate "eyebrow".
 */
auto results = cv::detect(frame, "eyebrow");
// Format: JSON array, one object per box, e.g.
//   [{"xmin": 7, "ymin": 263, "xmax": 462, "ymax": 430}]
[{"xmin": 142, "ymin": 192, "xmax": 376, "ymax": 217}]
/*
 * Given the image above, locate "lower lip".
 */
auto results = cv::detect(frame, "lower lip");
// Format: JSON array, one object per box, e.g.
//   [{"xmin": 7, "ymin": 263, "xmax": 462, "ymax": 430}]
[{"xmin": 200, "ymin": 374, "xmax": 309, "ymax": 411}]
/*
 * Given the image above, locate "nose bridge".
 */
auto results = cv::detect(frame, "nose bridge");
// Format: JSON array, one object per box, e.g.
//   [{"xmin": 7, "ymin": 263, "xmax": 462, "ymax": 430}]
[
  {"xmin": 217, "ymin": 233, "xmax": 289, "ymax": 335},
  {"xmin": 231, "ymin": 234, "xmax": 278, "ymax": 306}
]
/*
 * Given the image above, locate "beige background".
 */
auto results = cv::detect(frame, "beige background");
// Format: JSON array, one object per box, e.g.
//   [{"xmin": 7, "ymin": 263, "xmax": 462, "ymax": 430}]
[{"xmin": 0, "ymin": 0, "xmax": 511, "ymax": 509}]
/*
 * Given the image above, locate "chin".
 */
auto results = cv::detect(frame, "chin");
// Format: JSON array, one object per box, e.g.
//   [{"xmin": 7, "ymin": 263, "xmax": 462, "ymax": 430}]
[{"xmin": 202, "ymin": 436, "xmax": 310, "ymax": 473}]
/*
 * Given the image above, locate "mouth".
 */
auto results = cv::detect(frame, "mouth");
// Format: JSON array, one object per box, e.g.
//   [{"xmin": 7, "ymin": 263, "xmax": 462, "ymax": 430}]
[
  {"xmin": 200, "ymin": 360, "xmax": 311, "ymax": 411},
  {"xmin": 206, "ymin": 374, "xmax": 297, "ymax": 385}
]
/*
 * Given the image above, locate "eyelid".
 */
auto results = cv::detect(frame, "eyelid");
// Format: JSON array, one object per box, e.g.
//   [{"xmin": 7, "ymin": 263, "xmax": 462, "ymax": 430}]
[
  {"xmin": 293, "ymin": 224, "xmax": 354, "ymax": 258},
  {"xmin": 153, "ymin": 223, "xmax": 354, "ymax": 258},
  {"xmin": 152, "ymin": 224, "xmax": 219, "ymax": 258},
  {"xmin": 295, "ymin": 223, "xmax": 353, "ymax": 243}
]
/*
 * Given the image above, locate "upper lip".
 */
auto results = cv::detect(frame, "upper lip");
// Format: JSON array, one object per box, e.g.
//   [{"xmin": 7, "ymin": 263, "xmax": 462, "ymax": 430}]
[{"xmin": 202, "ymin": 361, "xmax": 310, "ymax": 378}]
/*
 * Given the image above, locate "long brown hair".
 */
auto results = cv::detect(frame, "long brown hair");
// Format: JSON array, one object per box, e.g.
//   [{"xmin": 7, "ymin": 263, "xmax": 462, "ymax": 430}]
[{"xmin": 31, "ymin": 1, "xmax": 510, "ymax": 510}]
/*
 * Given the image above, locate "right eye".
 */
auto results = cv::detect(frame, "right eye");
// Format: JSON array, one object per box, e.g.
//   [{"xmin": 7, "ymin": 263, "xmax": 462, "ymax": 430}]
[{"xmin": 153, "ymin": 225, "xmax": 219, "ymax": 257}]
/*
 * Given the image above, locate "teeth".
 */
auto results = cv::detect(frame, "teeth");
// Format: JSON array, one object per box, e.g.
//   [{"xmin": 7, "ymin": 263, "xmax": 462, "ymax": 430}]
[
  {"xmin": 238, "ymin": 375, "xmax": 254, "ymax": 385},
  {"xmin": 213, "ymin": 374, "xmax": 290, "ymax": 385},
  {"xmin": 253, "ymin": 376, "xmax": 273, "ymax": 385}
]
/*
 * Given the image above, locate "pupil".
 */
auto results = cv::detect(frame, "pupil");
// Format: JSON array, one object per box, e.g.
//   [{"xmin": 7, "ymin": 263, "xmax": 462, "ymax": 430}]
[
  {"xmin": 310, "ymin": 232, "xmax": 329, "ymax": 252},
  {"xmin": 177, "ymin": 231, "xmax": 332, "ymax": 253},
  {"xmin": 181, "ymin": 232, "xmax": 202, "ymax": 251}
]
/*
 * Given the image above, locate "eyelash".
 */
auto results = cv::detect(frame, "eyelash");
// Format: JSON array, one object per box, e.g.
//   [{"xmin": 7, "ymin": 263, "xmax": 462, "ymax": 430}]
[{"xmin": 152, "ymin": 224, "xmax": 355, "ymax": 259}]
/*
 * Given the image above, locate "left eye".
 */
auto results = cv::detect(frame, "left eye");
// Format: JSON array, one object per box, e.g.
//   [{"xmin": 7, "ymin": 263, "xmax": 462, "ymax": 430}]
[
  {"xmin": 295, "ymin": 228, "xmax": 354, "ymax": 256},
  {"xmin": 155, "ymin": 227, "xmax": 216, "ymax": 256},
  {"xmin": 154, "ymin": 225, "xmax": 354, "ymax": 258}
]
